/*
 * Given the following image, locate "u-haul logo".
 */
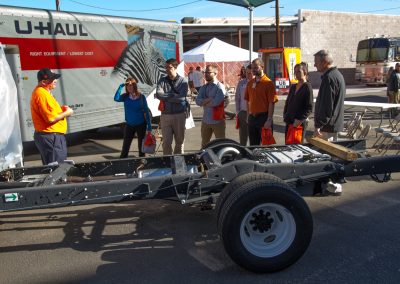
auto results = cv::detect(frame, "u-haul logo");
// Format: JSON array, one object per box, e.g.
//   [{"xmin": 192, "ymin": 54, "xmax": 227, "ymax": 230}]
[{"xmin": 14, "ymin": 20, "xmax": 88, "ymax": 36}]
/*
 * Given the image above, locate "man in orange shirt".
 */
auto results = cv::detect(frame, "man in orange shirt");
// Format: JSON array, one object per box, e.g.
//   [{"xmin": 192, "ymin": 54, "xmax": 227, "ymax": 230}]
[
  {"xmin": 245, "ymin": 58, "xmax": 278, "ymax": 145},
  {"xmin": 30, "ymin": 68, "xmax": 73, "ymax": 165}
]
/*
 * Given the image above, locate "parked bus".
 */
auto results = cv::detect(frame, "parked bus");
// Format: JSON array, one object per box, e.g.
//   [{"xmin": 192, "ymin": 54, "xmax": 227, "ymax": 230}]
[
  {"xmin": 355, "ymin": 36, "xmax": 400, "ymax": 86},
  {"xmin": 0, "ymin": 5, "xmax": 183, "ymax": 142}
]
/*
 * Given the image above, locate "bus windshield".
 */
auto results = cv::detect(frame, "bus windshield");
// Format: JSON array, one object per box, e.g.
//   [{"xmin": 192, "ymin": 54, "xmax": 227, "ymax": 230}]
[
  {"xmin": 356, "ymin": 38, "xmax": 389, "ymax": 62},
  {"xmin": 356, "ymin": 40, "xmax": 369, "ymax": 62},
  {"xmin": 369, "ymin": 47, "xmax": 388, "ymax": 61}
]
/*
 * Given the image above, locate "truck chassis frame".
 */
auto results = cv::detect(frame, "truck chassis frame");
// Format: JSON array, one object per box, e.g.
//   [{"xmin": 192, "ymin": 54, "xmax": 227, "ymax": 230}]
[{"xmin": 1, "ymin": 140, "xmax": 399, "ymax": 272}]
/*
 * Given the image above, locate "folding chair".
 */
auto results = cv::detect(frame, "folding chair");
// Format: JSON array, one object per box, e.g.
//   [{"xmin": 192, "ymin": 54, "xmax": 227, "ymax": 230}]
[
  {"xmin": 358, "ymin": 124, "xmax": 371, "ymax": 139},
  {"xmin": 338, "ymin": 111, "xmax": 364, "ymax": 139},
  {"xmin": 377, "ymin": 128, "xmax": 400, "ymax": 155},
  {"xmin": 343, "ymin": 112, "xmax": 358, "ymax": 131},
  {"xmin": 372, "ymin": 113, "xmax": 400, "ymax": 150}
]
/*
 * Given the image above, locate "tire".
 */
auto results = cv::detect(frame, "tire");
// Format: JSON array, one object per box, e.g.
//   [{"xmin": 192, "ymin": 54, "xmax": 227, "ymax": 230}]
[
  {"xmin": 216, "ymin": 172, "xmax": 282, "ymax": 231},
  {"xmin": 219, "ymin": 179, "xmax": 313, "ymax": 273},
  {"xmin": 201, "ymin": 138, "xmax": 240, "ymax": 150}
]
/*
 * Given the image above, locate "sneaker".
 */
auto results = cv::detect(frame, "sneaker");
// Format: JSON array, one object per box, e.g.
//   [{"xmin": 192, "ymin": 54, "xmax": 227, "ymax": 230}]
[{"xmin": 323, "ymin": 181, "xmax": 343, "ymax": 195}]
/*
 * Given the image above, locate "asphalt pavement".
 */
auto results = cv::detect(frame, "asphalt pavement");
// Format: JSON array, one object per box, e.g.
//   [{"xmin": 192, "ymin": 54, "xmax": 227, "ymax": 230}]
[{"xmin": 1, "ymin": 86, "xmax": 400, "ymax": 283}]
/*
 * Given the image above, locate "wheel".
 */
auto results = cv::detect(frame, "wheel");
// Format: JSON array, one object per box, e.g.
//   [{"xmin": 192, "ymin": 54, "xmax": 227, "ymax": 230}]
[
  {"xmin": 216, "ymin": 172, "xmax": 282, "ymax": 230},
  {"xmin": 219, "ymin": 179, "xmax": 313, "ymax": 273},
  {"xmin": 201, "ymin": 138, "xmax": 240, "ymax": 150}
]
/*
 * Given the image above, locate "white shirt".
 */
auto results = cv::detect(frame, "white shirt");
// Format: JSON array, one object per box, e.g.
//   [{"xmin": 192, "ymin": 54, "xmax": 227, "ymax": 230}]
[{"xmin": 192, "ymin": 70, "xmax": 204, "ymax": 88}]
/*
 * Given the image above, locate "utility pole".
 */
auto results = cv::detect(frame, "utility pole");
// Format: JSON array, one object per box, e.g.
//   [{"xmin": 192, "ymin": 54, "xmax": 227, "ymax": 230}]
[
  {"xmin": 275, "ymin": 0, "xmax": 280, "ymax": 47},
  {"xmin": 56, "ymin": 0, "xmax": 60, "ymax": 11}
]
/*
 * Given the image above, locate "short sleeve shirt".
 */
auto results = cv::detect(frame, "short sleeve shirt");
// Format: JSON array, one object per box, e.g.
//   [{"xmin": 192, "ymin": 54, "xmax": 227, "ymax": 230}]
[
  {"xmin": 30, "ymin": 85, "xmax": 67, "ymax": 133},
  {"xmin": 245, "ymin": 74, "xmax": 278, "ymax": 114}
]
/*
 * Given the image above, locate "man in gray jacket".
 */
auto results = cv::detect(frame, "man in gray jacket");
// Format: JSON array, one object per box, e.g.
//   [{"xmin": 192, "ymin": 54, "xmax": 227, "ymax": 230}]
[
  {"xmin": 156, "ymin": 58, "xmax": 189, "ymax": 155},
  {"xmin": 313, "ymin": 50, "xmax": 346, "ymax": 141}
]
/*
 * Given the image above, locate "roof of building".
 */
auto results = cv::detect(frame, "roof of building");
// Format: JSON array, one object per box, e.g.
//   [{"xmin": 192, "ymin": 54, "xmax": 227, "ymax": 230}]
[{"xmin": 181, "ymin": 16, "xmax": 298, "ymax": 27}]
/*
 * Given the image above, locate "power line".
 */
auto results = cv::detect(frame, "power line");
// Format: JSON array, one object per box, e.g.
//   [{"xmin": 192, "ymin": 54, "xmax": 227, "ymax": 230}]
[
  {"xmin": 362, "ymin": 6, "xmax": 400, "ymax": 13},
  {"xmin": 68, "ymin": 0, "xmax": 203, "ymax": 12}
]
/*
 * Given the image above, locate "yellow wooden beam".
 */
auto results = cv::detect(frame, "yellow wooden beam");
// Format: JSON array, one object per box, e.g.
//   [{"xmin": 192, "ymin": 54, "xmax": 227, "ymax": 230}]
[{"xmin": 307, "ymin": 137, "xmax": 358, "ymax": 161}]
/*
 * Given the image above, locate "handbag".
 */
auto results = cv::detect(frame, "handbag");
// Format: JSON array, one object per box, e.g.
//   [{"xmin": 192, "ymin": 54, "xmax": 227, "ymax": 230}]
[
  {"xmin": 235, "ymin": 115, "xmax": 240, "ymax": 129},
  {"xmin": 285, "ymin": 124, "xmax": 303, "ymax": 144},
  {"xmin": 261, "ymin": 128, "xmax": 276, "ymax": 145},
  {"xmin": 142, "ymin": 132, "xmax": 156, "ymax": 154}
]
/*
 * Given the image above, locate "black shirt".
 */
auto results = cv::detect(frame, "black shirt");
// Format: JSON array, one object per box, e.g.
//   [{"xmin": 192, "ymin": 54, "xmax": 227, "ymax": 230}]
[{"xmin": 283, "ymin": 82, "xmax": 313, "ymax": 124}]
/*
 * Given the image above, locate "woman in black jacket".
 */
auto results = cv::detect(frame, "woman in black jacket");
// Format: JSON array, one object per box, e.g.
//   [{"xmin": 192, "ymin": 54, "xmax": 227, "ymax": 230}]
[{"xmin": 283, "ymin": 62, "xmax": 313, "ymax": 143}]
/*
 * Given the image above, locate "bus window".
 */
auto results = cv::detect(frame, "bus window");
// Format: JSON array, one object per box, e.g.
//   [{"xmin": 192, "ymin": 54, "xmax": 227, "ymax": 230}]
[
  {"xmin": 356, "ymin": 40, "xmax": 369, "ymax": 62},
  {"xmin": 370, "ymin": 47, "xmax": 388, "ymax": 61},
  {"xmin": 356, "ymin": 49, "xmax": 369, "ymax": 62}
]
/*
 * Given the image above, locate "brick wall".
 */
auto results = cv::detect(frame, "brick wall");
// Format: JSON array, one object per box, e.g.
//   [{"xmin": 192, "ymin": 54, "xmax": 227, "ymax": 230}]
[{"xmin": 298, "ymin": 10, "xmax": 400, "ymax": 87}]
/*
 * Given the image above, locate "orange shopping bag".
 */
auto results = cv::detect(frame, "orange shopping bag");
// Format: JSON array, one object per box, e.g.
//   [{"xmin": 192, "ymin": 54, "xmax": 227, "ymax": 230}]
[
  {"xmin": 285, "ymin": 124, "xmax": 303, "ymax": 144},
  {"xmin": 261, "ymin": 128, "xmax": 276, "ymax": 145},
  {"xmin": 158, "ymin": 100, "xmax": 165, "ymax": 112},
  {"xmin": 212, "ymin": 101, "xmax": 225, "ymax": 120}
]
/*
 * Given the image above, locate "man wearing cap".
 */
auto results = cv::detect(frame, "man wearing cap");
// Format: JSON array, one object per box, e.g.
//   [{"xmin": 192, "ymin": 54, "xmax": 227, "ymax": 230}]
[{"xmin": 30, "ymin": 68, "xmax": 73, "ymax": 165}]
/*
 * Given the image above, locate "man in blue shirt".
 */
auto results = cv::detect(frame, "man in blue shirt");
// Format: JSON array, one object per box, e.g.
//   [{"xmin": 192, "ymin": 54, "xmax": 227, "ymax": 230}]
[{"xmin": 195, "ymin": 64, "xmax": 226, "ymax": 148}]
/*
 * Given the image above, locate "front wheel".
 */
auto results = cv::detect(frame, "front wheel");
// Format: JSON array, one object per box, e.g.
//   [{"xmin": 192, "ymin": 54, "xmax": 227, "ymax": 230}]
[{"xmin": 219, "ymin": 179, "xmax": 313, "ymax": 273}]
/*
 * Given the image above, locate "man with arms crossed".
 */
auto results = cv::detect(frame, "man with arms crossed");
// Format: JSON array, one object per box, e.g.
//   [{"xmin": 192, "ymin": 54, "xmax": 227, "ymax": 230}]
[
  {"xmin": 195, "ymin": 65, "xmax": 226, "ymax": 148},
  {"xmin": 156, "ymin": 58, "xmax": 189, "ymax": 155},
  {"xmin": 31, "ymin": 68, "xmax": 74, "ymax": 165},
  {"xmin": 313, "ymin": 50, "xmax": 346, "ymax": 141},
  {"xmin": 245, "ymin": 58, "xmax": 278, "ymax": 145}
]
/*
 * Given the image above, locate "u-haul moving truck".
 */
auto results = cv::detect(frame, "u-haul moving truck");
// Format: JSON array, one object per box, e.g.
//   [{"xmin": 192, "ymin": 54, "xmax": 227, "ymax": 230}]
[{"xmin": 0, "ymin": 5, "xmax": 183, "ymax": 142}]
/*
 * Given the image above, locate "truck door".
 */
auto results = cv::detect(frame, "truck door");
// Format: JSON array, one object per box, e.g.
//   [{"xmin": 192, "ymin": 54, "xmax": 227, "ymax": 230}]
[{"xmin": 4, "ymin": 44, "xmax": 31, "ymax": 142}]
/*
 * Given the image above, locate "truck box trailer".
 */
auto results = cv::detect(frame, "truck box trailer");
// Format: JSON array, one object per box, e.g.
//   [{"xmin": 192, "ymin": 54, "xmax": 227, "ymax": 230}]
[{"xmin": 0, "ymin": 5, "xmax": 183, "ymax": 142}]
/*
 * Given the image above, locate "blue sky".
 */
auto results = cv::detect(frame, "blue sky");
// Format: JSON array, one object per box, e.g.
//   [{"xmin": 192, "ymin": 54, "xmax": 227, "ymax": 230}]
[{"xmin": 0, "ymin": 0, "xmax": 399, "ymax": 21}]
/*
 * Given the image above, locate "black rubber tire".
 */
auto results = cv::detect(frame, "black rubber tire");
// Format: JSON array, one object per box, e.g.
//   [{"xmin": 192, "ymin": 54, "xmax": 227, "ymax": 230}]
[
  {"xmin": 219, "ymin": 179, "xmax": 313, "ymax": 273},
  {"xmin": 216, "ymin": 172, "xmax": 282, "ymax": 231},
  {"xmin": 201, "ymin": 138, "xmax": 240, "ymax": 150}
]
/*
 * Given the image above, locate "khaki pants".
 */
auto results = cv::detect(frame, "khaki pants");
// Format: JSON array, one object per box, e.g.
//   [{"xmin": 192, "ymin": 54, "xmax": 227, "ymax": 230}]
[
  {"xmin": 201, "ymin": 121, "xmax": 226, "ymax": 148},
  {"xmin": 160, "ymin": 112, "xmax": 186, "ymax": 155},
  {"xmin": 387, "ymin": 91, "xmax": 400, "ymax": 104}
]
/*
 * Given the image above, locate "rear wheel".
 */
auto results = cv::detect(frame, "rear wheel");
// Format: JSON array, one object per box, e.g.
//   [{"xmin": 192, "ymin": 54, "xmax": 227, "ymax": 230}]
[{"xmin": 219, "ymin": 179, "xmax": 313, "ymax": 273}]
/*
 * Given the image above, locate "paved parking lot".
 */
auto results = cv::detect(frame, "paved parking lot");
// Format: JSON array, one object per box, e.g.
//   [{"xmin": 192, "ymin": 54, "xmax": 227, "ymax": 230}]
[{"xmin": 2, "ymin": 86, "xmax": 400, "ymax": 283}]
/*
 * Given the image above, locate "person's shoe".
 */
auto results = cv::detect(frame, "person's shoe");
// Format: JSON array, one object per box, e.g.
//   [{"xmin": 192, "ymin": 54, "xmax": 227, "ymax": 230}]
[{"xmin": 322, "ymin": 181, "xmax": 343, "ymax": 196}]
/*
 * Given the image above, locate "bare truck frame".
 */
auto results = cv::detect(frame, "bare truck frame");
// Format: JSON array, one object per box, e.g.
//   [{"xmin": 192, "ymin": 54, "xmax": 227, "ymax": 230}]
[{"xmin": 1, "ymin": 139, "xmax": 399, "ymax": 273}]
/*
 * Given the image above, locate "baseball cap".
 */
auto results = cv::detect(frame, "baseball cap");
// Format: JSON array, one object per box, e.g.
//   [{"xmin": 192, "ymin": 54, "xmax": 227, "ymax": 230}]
[{"xmin": 37, "ymin": 68, "xmax": 61, "ymax": 81}]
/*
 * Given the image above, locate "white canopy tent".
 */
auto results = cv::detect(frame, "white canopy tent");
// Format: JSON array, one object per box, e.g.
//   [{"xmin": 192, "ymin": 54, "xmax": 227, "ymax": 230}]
[
  {"xmin": 183, "ymin": 37, "xmax": 258, "ymax": 84},
  {"xmin": 183, "ymin": 37, "xmax": 258, "ymax": 63}
]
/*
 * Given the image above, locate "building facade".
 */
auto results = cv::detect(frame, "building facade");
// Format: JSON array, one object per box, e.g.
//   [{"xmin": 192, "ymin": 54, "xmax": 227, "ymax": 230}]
[{"xmin": 182, "ymin": 10, "xmax": 400, "ymax": 86}]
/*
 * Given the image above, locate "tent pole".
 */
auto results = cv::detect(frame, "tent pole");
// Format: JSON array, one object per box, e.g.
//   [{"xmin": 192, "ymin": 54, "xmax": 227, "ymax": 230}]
[
  {"xmin": 249, "ymin": 6, "xmax": 253, "ymax": 62},
  {"xmin": 222, "ymin": 62, "xmax": 225, "ymax": 84}
]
